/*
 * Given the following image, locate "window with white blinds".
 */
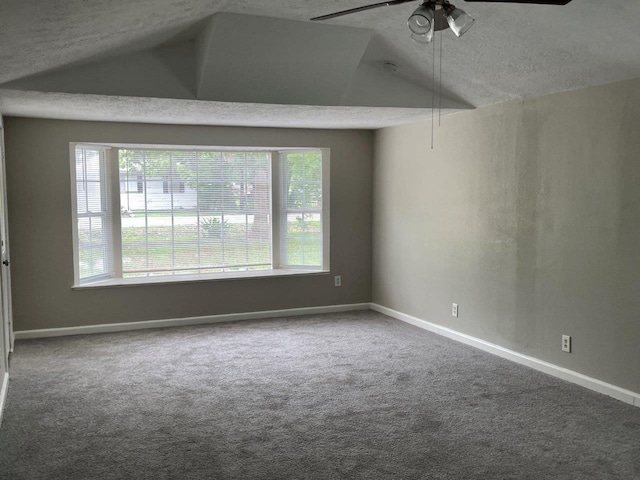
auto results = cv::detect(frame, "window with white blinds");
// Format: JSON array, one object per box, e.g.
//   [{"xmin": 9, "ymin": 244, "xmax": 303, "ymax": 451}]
[
  {"xmin": 281, "ymin": 151, "xmax": 323, "ymax": 268},
  {"xmin": 72, "ymin": 144, "xmax": 329, "ymax": 285},
  {"xmin": 74, "ymin": 146, "xmax": 113, "ymax": 282},
  {"xmin": 119, "ymin": 149, "xmax": 272, "ymax": 278}
]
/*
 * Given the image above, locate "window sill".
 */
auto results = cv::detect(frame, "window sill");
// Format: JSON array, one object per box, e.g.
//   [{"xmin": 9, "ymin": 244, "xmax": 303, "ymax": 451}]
[{"xmin": 72, "ymin": 268, "xmax": 330, "ymax": 290}]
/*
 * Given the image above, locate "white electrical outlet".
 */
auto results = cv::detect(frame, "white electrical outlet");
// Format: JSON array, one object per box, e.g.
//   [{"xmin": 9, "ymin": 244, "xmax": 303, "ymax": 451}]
[
  {"xmin": 562, "ymin": 335, "xmax": 571, "ymax": 353},
  {"xmin": 334, "ymin": 275, "xmax": 342, "ymax": 287},
  {"xmin": 452, "ymin": 303, "xmax": 458, "ymax": 317}
]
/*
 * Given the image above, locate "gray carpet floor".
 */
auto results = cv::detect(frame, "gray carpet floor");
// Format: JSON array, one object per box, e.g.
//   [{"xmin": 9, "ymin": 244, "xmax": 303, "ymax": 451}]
[{"xmin": 0, "ymin": 311, "xmax": 639, "ymax": 479}]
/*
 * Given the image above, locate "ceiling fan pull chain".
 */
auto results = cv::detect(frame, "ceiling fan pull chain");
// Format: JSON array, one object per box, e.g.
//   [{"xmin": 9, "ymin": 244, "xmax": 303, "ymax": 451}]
[
  {"xmin": 431, "ymin": 30, "xmax": 436, "ymax": 150},
  {"xmin": 439, "ymin": 31, "xmax": 443, "ymax": 127}
]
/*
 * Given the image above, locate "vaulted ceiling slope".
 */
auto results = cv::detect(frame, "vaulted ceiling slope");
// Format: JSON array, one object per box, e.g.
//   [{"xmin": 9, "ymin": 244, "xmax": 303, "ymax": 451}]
[{"xmin": 1, "ymin": 0, "xmax": 639, "ymax": 129}]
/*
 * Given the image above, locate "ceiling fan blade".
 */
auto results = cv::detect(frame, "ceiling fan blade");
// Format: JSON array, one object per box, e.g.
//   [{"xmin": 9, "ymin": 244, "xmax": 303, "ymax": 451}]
[
  {"xmin": 463, "ymin": 0, "xmax": 572, "ymax": 4},
  {"xmin": 311, "ymin": 0, "xmax": 415, "ymax": 21}
]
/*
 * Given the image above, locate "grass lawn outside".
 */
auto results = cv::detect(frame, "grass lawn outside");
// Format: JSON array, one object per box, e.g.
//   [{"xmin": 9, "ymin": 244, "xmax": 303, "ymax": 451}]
[{"xmin": 79, "ymin": 216, "xmax": 322, "ymax": 278}]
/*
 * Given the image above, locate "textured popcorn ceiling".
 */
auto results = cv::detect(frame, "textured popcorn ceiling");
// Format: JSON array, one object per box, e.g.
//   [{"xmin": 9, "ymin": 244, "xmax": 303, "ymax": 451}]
[{"xmin": 1, "ymin": 0, "xmax": 639, "ymax": 128}]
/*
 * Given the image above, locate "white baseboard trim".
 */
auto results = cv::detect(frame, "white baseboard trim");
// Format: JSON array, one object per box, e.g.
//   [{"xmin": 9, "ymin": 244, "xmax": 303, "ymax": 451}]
[
  {"xmin": 371, "ymin": 303, "xmax": 640, "ymax": 408},
  {"xmin": 0, "ymin": 372, "xmax": 8, "ymax": 427},
  {"xmin": 14, "ymin": 302, "xmax": 640, "ymax": 408},
  {"xmin": 14, "ymin": 303, "xmax": 371, "ymax": 340}
]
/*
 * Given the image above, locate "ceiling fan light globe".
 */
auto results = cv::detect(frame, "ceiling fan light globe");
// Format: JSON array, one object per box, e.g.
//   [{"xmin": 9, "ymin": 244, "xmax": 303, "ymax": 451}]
[
  {"xmin": 445, "ymin": 7, "xmax": 475, "ymax": 37},
  {"xmin": 408, "ymin": 4, "xmax": 435, "ymax": 44},
  {"xmin": 407, "ymin": 5, "xmax": 435, "ymax": 35},
  {"xmin": 408, "ymin": 15, "xmax": 431, "ymax": 35}
]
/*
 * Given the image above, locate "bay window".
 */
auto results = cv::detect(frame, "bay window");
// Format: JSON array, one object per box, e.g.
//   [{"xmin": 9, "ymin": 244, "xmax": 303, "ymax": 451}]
[{"xmin": 71, "ymin": 144, "xmax": 329, "ymax": 286}]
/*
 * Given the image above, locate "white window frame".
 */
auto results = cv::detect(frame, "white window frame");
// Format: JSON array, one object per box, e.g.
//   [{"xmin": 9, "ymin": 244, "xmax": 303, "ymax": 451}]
[
  {"xmin": 70, "ymin": 144, "xmax": 330, "ymax": 288},
  {"xmin": 70, "ymin": 144, "xmax": 116, "ymax": 284},
  {"xmin": 277, "ymin": 149, "xmax": 330, "ymax": 271}
]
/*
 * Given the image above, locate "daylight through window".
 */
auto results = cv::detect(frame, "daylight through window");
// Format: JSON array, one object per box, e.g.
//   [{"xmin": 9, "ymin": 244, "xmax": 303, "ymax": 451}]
[{"xmin": 72, "ymin": 145, "xmax": 329, "ymax": 285}]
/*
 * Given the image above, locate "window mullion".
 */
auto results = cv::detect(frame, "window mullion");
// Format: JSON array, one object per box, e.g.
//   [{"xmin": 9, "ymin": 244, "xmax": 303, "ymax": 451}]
[
  {"xmin": 301, "ymin": 155, "xmax": 306, "ymax": 266},
  {"xmin": 244, "ymin": 158, "xmax": 249, "ymax": 267},
  {"xmin": 321, "ymin": 148, "xmax": 330, "ymax": 271},
  {"xmin": 110, "ymin": 148, "xmax": 123, "ymax": 278},
  {"xmin": 196, "ymin": 152, "xmax": 201, "ymax": 274},
  {"xmin": 170, "ymin": 151, "xmax": 176, "ymax": 275},
  {"xmin": 271, "ymin": 152, "xmax": 281, "ymax": 269},
  {"xmin": 143, "ymin": 151, "xmax": 149, "ymax": 275},
  {"xmin": 221, "ymin": 152, "xmax": 226, "ymax": 270}
]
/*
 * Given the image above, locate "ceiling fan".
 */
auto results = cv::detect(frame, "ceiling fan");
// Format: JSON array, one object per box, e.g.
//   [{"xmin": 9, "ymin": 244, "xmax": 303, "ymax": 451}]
[{"xmin": 311, "ymin": 0, "xmax": 573, "ymax": 44}]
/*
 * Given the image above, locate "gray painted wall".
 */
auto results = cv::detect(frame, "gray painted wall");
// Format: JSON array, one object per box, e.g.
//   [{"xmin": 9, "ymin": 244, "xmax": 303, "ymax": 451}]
[
  {"xmin": 373, "ymin": 77, "xmax": 640, "ymax": 393},
  {"xmin": 4, "ymin": 118, "xmax": 373, "ymax": 331}
]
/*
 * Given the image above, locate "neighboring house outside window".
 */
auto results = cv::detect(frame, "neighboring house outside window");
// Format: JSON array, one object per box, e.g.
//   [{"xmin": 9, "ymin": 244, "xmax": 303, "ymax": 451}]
[{"xmin": 162, "ymin": 176, "xmax": 186, "ymax": 194}]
